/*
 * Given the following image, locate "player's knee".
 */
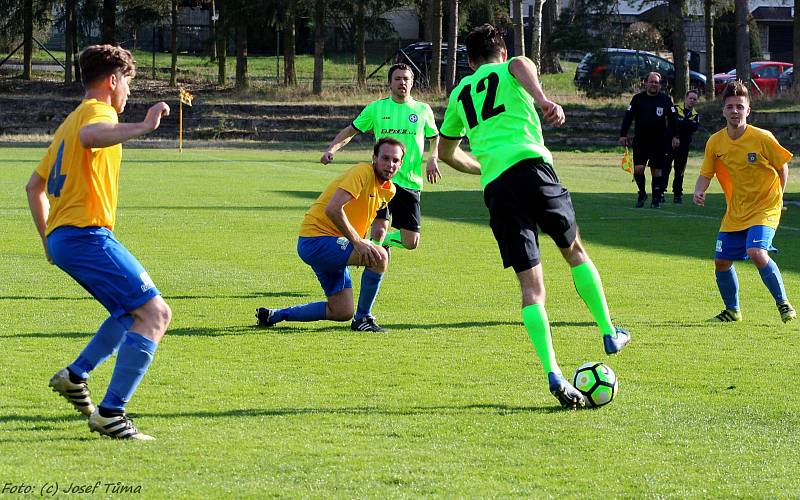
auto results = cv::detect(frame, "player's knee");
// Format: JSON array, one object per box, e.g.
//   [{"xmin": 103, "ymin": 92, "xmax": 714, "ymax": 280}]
[
  {"xmin": 714, "ymin": 259, "xmax": 732, "ymax": 272},
  {"xmin": 747, "ymin": 248, "xmax": 769, "ymax": 266},
  {"xmin": 403, "ymin": 236, "xmax": 419, "ymax": 250},
  {"xmin": 327, "ymin": 307, "xmax": 353, "ymax": 322}
]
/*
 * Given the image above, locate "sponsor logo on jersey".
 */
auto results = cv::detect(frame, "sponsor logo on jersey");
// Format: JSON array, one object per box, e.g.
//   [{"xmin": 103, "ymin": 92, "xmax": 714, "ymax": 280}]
[
  {"xmin": 336, "ymin": 237, "xmax": 349, "ymax": 250},
  {"xmin": 656, "ymin": 107, "xmax": 663, "ymax": 117},
  {"xmin": 382, "ymin": 116, "xmax": 391, "ymax": 120},
  {"xmin": 409, "ymin": 113, "xmax": 418, "ymax": 123},
  {"xmin": 747, "ymin": 152, "xmax": 757, "ymax": 163},
  {"xmin": 381, "ymin": 128, "xmax": 414, "ymax": 135}
]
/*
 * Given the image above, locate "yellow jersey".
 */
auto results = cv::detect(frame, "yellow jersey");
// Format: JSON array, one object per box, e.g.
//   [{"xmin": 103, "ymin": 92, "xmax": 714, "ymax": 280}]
[
  {"xmin": 35, "ymin": 99, "xmax": 122, "ymax": 236},
  {"xmin": 700, "ymin": 125, "xmax": 792, "ymax": 231},
  {"xmin": 299, "ymin": 163, "xmax": 395, "ymax": 238}
]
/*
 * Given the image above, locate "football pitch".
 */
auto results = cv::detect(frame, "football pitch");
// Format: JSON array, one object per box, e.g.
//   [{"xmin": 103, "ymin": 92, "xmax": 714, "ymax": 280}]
[{"xmin": 1, "ymin": 145, "xmax": 798, "ymax": 497}]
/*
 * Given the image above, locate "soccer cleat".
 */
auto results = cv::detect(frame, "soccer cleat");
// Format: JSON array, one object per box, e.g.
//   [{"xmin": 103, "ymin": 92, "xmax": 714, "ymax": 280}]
[
  {"xmin": 673, "ymin": 194, "xmax": 683, "ymax": 204},
  {"xmin": 49, "ymin": 368, "xmax": 95, "ymax": 417},
  {"xmin": 351, "ymin": 315, "xmax": 386, "ymax": 333},
  {"xmin": 603, "ymin": 327, "xmax": 631, "ymax": 355},
  {"xmin": 255, "ymin": 307, "xmax": 277, "ymax": 327},
  {"xmin": 778, "ymin": 302, "xmax": 796, "ymax": 323},
  {"xmin": 707, "ymin": 308, "xmax": 742, "ymax": 322},
  {"xmin": 650, "ymin": 197, "xmax": 662, "ymax": 209},
  {"xmin": 548, "ymin": 372, "xmax": 585, "ymax": 409},
  {"xmin": 635, "ymin": 193, "xmax": 648, "ymax": 208},
  {"xmin": 88, "ymin": 409, "xmax": 155, "ymax": 440}
]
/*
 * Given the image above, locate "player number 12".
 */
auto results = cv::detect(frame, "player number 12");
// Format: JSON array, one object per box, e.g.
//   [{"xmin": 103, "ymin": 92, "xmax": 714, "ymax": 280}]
[{"xmin": 456, "ymin": 72, "xmax": 506, "ymax": 129}]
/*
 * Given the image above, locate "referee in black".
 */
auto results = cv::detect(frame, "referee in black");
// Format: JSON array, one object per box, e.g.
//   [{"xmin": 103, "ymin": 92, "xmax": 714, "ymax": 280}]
[{"xmin": 619, "ymin": 72, "xmax": 679, "ymax": 208}]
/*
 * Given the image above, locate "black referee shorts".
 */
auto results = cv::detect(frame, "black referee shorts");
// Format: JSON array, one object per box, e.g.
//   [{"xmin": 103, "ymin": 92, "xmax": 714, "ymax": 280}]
[
  {"xmin": 375, "ymin": 185, "xmax": 422, "ymax": 232},
  {"xmin": 483, "ymin": 157, "xmax": 577, "ymax": 273},
  {"xmin": 632, "ymin": 139, "xmax": 665, "ymax": 169}
]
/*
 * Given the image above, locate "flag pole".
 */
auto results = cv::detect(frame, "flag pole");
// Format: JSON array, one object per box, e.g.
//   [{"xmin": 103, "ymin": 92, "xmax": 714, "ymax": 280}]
[{"xmin": 179, "ymin": 98, "xmax": 183, "ymax": 153}]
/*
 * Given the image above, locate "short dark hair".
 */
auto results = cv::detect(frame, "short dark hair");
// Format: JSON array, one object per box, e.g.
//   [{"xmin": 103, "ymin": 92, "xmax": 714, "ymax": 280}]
[
  {"xmin": 373, "ymin": 137, "xmax": 405, "ymax": 158},
  {"xmin": 387, "ymin": 63, "xmax": 413, "ymax": 83},
  {"xmin": 465, "ymin": 24, "xmax": 506, "ymax": 64},
  {"xmin": 721, "ymin": 80, "xmax": 750, "ymax": 103},
  {"xmin": 686, "ymin": 88, "xmax": 700, "ymax": 97},
  {"xmin": 645, "ymin": 72, "xmax": 661, "ymax": 83},
  {"xmin": 79, "ymin": 44, "xmax": 136, "ymax": 88}
]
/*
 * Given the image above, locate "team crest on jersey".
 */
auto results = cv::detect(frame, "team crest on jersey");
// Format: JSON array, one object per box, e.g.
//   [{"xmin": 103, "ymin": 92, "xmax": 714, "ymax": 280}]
[
  {"xmin": 747, "ymin": 152, "xmax": 757, "ymax": 163},
  {"xmin": 408, "ymin": 113, "xmax": 418, "ymax": 123},
  {"xmin": 656, "ymin": 107, "xmax": 663, "ymax": 116},
  {"xmin": 336, "ymin": 237, "xmax": 349, "ymax": 250}
]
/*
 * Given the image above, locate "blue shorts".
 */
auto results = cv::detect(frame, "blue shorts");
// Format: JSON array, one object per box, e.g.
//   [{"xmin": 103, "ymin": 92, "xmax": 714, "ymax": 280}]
[
  {"xmin": 715, "ymin": 226, "xmax": 777, "ymax": 261},
  {"xmin": 47, "ymin": 226, "xmax": 161, "ymax": 319},
  {"xmin": 297, "ymin": 236, "xmax": 354, "ymax": 297}
]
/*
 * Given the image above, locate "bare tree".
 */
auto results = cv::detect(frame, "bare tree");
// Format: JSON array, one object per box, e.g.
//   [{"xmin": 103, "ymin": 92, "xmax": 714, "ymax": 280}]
[
  {"xmin": 283, "ymin": 6, "xmax": 297, "ymax": 86},
  {"xmin": 169, "ymin": 0, "xmax": 178, "ymax": 86},
  {"xmin": 540, "ymin": 0, "xmax": 562, "ymax": 73},
  {"xmin": 216, "ymin": 0, "xmax": 227, "ymax": 85},
  {"xmin": 313, "ymin": 0, "xmax": 325, "ymax": 94},
  {"xmin": 22, "ymin": 0, "xmax": 33, "ymax": 80},
  {"xmin": 355, "ymin": 1, "xmax": 367, "ymax": 87},
  {"xmin": 65, "ymin": 0, "xmax": 75, "ymax": 83},
  {"xmin": 734, "ymin": 0, "xmax": 750, "ymax": 88},
  {"xmin": 704, "ymin": 0, "xmax": 715, "ymax": 99},
  {"xmin": 236, "ymin": 24, "xmax": 247, "ymax": 88},
  {"xmin": 668, "ymin": 0, "xmax": 688, "ymax": 98},
  {"xmin": 430, "ymin": 0, "xmax": 442, "ymax": 92},
  {"xmin": 513, "ymin": 0, "xmax": 525, "ymax": 57},
  {"xmin": 793, "ymin": 0, "xmax": 800, "ymax": 102},
  {"xmin": 529, "ymin": 0, "xmax": 544, "ymax": 68},
  {"xmin": 102, "ymin": 0, "xmax": 117, "ymax": 44},
  {"xmin": 444, "ymin": 0, "xmax": 458, "ymax": 92}
]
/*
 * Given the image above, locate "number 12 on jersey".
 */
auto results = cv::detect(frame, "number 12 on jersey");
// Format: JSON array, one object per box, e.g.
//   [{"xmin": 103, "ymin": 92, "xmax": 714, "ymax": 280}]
[{"xmin": 456, "ymin": 72, "xmax": 506, "ymax": 129}]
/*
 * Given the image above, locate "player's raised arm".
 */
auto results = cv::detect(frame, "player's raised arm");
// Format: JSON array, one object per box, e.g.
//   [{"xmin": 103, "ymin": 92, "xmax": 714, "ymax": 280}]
[
  {"xmin": 437, "ymin": 137, "xmax": 481, "ymax": 175},
  {"xmin": 80, "ymin": 102, "xmax": 170, "ymax": 149},
  {"xmin": 509, "ymin": 57, "xmax": 565, "ymax": 127}
]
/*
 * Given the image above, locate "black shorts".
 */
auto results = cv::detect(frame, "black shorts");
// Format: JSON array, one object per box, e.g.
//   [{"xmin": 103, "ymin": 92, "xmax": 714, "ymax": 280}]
[
  {"xmin": 483, "ymin": 158, "xmax": 577, "ymax": 273},
  {"xmin": 632, "ymin": 140, "xmax": 665, "ymax": 169},
  {"xmin": 375, "ymin": 185, "xmax": 422, "ymax": 232}
]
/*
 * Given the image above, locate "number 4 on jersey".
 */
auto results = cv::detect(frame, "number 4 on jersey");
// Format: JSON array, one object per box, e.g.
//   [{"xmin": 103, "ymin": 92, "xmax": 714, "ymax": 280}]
[
  {"xmin": 47, "ymin": 140, "xmax": 67, "ymax": 197},
  {"xmin": 456, "ymin": 72, "xmax": 506, "ymax": 129}
]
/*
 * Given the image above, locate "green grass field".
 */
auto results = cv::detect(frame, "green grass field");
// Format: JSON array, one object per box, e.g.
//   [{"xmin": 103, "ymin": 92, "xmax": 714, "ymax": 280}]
[{"xmin": 1, "ymin": 144, "xmax": 798, "ymax": 497}]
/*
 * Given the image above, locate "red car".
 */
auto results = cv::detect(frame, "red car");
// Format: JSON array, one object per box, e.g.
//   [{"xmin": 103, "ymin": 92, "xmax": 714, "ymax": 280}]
[{"xmin": 713, "ymin": 61, "xmax": 793, "ymax": 96}]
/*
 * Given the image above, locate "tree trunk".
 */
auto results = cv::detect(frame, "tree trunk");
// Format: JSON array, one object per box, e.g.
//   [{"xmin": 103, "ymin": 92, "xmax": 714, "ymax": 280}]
[
  {"xmin": 312, "ymin": 0, "xmax": 325, "ymax": 95},
  {"xmin": 209, "ymin": 0, "xmax": 217, "ymax": 62},
  {"xmin": 529, "ymin": 0, "xmax": 543, "ymax": 68},
  {"xmin": 423, "ymin": 0, "xmax": 433, "ymax": 43},
  {"xmin": 71, "ymin": 5, "xmax": 81, "ymax": 83},
  {"xmin": 170, "ymin": 0, "xmax": 178, "ymax": 87},
  {"xmin": 513, "ymin": 0, "xmax": 525, "ymax": 57},
  {"xmin": 429, "ymin": 0, "xmax": 442, "ymax": 92},
  {"xmin": 355, "ymin": 2, "xmax": 367, "ymax": 87},
  {"xmin": 23, "ymin": 0, "xmax": 32, "ymax": 80},
  {"xmin": 734, "ymin": 0, "xmax": 750, "ymax": 89},
  {"xmin": 216, "ymin": 0, "xmax": 227, "ymax": 85},
  {"xmin": 102, "ymin": 0, "xmax": 116, "ymax": 45},
  {"xmin": 704, "ymin": 0, "xmax": 715, "ymax": 99},
  {"xmin": 283, "ymin": 10, "xmax": 297, "ymax": 86},
  {"xmin": 445, "ymin": 0, "xmax": 458, "ymax": 92},
  {"xmin": 236, "ymin": 25, "xmax": 248, "ymax": 89},
  {"xmin": 793, "ymin": 0, "xmax": 800, "ymax": 102},
  {"xmin": 540, "ymin": 0, "xmax": 562, "ymax": 73},
  {"xmin": 669, "ymin": 0, "xmax": 688, "ymax": 99},
  {"xmin": 64, "ymin": 0, "xmax": 75, "ymax": 84}
]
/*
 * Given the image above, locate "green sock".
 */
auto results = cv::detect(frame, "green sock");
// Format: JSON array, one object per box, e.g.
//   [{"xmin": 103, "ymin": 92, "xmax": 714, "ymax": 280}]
[
  {"xmin": 571, "ymin": 261, "xmax": 615, "ymax": 336},
  {"xmin": 521, "ymin": 304, "xmax": 560, "ymax": 376},
  {"xmin": 384, "ymin": 229, "xmax": 405, "ymax": 249}
]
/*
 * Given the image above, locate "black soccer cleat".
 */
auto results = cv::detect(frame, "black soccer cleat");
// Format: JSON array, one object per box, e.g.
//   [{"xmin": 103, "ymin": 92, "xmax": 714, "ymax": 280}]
[
  {"xmin": 673, "ymin": 194, "xmax": 683, "ymax": 204},
  {"xmin": 603, "ymin": 327, "xmax": 631, "ymax": 355},
  {"xmin": 635, "ymin": 193, "xmax": 648, "ymax": 208},
  {"xmin": 351, "ymin": 315, "xmax": 387, "ymax": 333},
  {"xmin": 255, "ymin": 307, "xmax": 278, "ymax": 327},
  {"xmin": 548, "ymin": 373, "xmax": 585, "ymax": 409}
]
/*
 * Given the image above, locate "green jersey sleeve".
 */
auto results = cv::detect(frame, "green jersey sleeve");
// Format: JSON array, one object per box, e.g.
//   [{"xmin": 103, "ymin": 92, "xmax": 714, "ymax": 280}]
[
  {"xmin": 422, "ymin": 104, "xmax": 438, "ymax": 138},
  {"xmin": 352, "ymin": 102, "xmax": 375, "ymax": 133},
  {"xmin": 440, "ymin": 96, "xmax": 466, "ymax": 139}
]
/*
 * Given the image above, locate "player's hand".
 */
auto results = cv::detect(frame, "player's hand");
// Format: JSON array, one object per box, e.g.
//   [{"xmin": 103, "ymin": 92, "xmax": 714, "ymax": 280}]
[
  {"xmin": 619, "ymin": 136, "xmax": 629, "ymax": 147},
  {"xmin": 354, "ymin": 239, "xmax": 384, "ymax": 268},
  {"xmin": 426, "ymin": 157, "xmax": 441, "ymax": 184},
  {"xmin": 672, "ymin": 137, "xmax": 680, "ymax": 149},
  {"xmin": 144, "ymin": 102, "xmax": 170, "ymax": 131},
  {"xmin": 541, "ymin": 99, "xmax": 565, "ymax": 127},
  {"xmin": 693, "ymin": 191, "xmax": 706, "ymax": 207},
  {"xmin": 43, "ymin": 243, "xmax": 53, "ymax": 264},
  {"xmin": 320, "ymin": 151, "xmax": 334, "ymax": 164}
]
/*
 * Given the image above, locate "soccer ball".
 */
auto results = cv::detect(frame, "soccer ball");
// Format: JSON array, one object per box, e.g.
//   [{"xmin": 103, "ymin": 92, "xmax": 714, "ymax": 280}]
[{"xmin": 572, "ymin": 362, "xmax": 618, "ymax": 407}]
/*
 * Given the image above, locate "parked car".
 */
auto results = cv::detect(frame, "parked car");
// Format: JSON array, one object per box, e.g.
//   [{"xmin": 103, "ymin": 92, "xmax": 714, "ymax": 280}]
[
  {"xmin": 574, "ymin": 48, "xmax": 707, "ymax": 94},
  {"xmin": 713, "ymin": 61, "xmax": 792, "ymax": 96},
  {"xmin": 395, "ymin": 42, "xmax": 474, "ymax": 87},
  {"xmin": 777, "ymin": 66, "xmax": 794, "ymax": 93}
]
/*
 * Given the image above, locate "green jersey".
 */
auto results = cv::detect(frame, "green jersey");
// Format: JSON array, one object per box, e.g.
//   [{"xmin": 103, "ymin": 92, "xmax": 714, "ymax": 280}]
[
  {"xmin": 440, "ymin": 57, "xmax": 553, "ymax": 188},
  {"xmin": 352, "ymin": 97, "xmax": 438, "ymax": 191}
]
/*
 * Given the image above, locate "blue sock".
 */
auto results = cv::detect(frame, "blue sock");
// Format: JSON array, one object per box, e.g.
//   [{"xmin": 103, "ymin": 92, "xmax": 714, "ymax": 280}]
[
  {"xmin": 273, "ymin": 301, "xmax": 328, "ymax": 322},
  {"xmin": 355, "ymin": 269, "xmax": 384, "ymax": 320},
  {"xmin": 99, "ymin": 332, "xmax": 157, "ymax": 412},
  {"xmin": 68, "ymin": 315, "xmax": 133, "ymax": 380},
  {"xmin": 757, "ymin": 259, "xmax": 788, "ymax": 304},
  {"xmin": 715, "ymin": 267, "xmax": 740, "ymax": 311}
]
